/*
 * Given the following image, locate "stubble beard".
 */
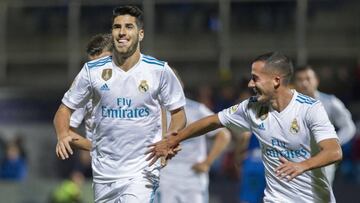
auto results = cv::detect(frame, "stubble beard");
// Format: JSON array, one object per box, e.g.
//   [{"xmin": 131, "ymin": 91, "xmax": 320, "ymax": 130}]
[{"xmin": 114, "ymin": 35, "xmax": 139, "ymax": 59}]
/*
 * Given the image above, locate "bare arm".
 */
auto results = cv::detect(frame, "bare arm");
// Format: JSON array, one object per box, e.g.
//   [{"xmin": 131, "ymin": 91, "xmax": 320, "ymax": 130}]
[
  {"xmin": 54, "ymin": 104, "xmax": 73, "ymax": 140},
  {"xmin": 69, "ymin": 128, "xmax": 92, "ymax": 151},
  {"xmin": 275, "ymin": 138, "xmax": 342, "ymax": 181},
  {"xmin": 192, "ymin": 128, "xmax": 231, "ymax": 173},
  {"xmin": 54, "ymin": 104, "xmax": 92, "ymax": 157},
  {"xmin": 167, "ymin": 107, "xmax": 186, "ymax": 133},
  {"xmin": 146, "ymin": 114, "xmax": 223, "ymax": 166},
  {"xmin": 233, "ymin": 132, "xmax": 252, "ymax": 168},
  {"xmin": 301, "ymin": 138, "xmax": 342, "ymax": 170},
  {"xmin": 53, "ymin": 104, "xmax": 74, "ymax": 159},
  {"xmin": 173, "ymin": 114, "xmax": 223, "ymax": 144}
]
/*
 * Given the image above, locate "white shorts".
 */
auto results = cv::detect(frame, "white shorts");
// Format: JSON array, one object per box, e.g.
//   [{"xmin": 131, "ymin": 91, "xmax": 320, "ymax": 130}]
[
  {"xmin": 93, "ymin": 170, "xmax": 159, "ymax": 203},
  {"xmin": 155, "ymin": 184, "xmax": 208, "ymax": 203}
]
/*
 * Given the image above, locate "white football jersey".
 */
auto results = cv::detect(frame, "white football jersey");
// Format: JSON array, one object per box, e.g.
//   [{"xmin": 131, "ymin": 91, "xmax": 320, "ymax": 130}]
[
  {"xmin": 62, "ymin": 54, "xmax": 186, "ymax": 183},
  {"xmin": 218, "ymin": 90, "xmax": 338, "ymax": 203},
  {"xmin": 70, "ymin": 101, "xmax": 94, "ymax": 141},
  {"xmin": 160, "ymin": 98, "xmax": 220, "ymax": 191},
  {"xmin": 315, "ymin": 91, "xmax": 355, "ymax": 185},
  {"xmin": 315, "ymin": 91, "xmax": 355, "ymax": 145}
]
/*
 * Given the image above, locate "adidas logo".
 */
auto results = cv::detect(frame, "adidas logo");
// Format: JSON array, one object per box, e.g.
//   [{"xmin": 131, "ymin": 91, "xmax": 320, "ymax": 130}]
[
  {"xmin": 100, "ymin": 83, "xmax": 110, "ymax": 91},
  {"xmin": 258, "ymin": 123, "xmax": 265, "ymax": 130}
]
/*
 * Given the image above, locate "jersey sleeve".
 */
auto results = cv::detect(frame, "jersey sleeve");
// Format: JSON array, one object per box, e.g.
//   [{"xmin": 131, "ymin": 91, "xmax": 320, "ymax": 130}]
[
  {"xmin": 218, "ymin": 99, "xmax": 251, "ymax": 134},
  {"xmin": 158, "ymin": 64, "xmax": 186, "ymax": 111},
  {"xmin": 62, "ymin": 65, "xmax": 92, "ymax": 110},
  {"xmin": 70, "ymin": 107, "xmax": 86, "ymax": 128},
  {"xmin": 328, "ymin": 96, "xmax": 356, "ymax": 144},
  {"xmin": 306, "ymin": 101, "xmax": 339, "ymax": 143}
]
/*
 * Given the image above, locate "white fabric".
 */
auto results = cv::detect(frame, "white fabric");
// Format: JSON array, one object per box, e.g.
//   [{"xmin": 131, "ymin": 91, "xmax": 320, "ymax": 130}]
[
  {"xmin": 70, "ymin": 101, "xmax": 94, "ymax": 140},
  {"xmin": 93, "ymin": 169, "xmax": 159, "ymax": 203},
  {"xmin": 160, "ymin": 99, "xmax": 220, "ymax": 192},
  {"xmin": 315, "ymin": 91, "xmax": 355, "ymax": 145},
  {"xmin": 62, "ymin": 54, "xmax": 186, "ymax": 183},
  {"xmin": 315, "ymin": 91, "xmax": 355, "ymax": 185},
  {"xmin": 156, "ymin": 183, "xmax": 207, "ymax": 203},
  {"xmin": 159, "ymin": 98, "xmax": 221, "ymax": 203},
  {"xmin": 218, "ymin": 90, "xmax": 338, "ymax": 203}
]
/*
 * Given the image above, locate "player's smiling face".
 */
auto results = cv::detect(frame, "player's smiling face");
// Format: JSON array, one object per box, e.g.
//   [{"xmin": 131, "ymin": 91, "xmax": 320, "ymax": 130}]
[
  {"xmin": 248, "ymin": 61, "xmax": 276, "ymax": 103},
  {"xmin": 112, "ymin": 15, "xmax": 144, "ymax": 57}
]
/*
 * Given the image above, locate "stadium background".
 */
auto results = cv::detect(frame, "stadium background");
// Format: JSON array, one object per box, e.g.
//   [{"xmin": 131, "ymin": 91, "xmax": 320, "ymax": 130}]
[{"xmin": 0, "ymin": 0, "xmax": 359, "ymax": 202}]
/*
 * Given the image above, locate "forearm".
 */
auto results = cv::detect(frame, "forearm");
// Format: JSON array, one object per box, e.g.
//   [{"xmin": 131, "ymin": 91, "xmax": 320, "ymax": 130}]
[
  {"xmin": 203, "ymin": 129, "xmax": 231, "ymax": 165},
  {"xmin": 53, "ymin": 104, "xmax": 73, "ymax": 139},
  {"xmin": 69, "ymin": 129, "xmax": 92, "ymax": 151},
  {"xmin": 168, "ymin": 108, "xmax": 186, "ymax": 132},
  {"xmin": 174, "ymin": 115, "xmax": 223, "ymax": 144},
  {"xmin": 301, "ymin": 139, "xmax": 342, "ymax": 171}
]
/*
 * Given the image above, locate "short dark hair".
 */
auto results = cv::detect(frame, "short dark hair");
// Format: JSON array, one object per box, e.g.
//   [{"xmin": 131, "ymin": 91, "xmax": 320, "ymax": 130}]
[
  {"xmin": 112, "ymin": 5, "xmax": 144, "ymax": 29},
  {"xmin": 294, "ymin": 65, "xmax": 314, "ymax": 75},
  {"xmin": 252, "ymin": 52, "xmax": 294, "ymax": 85},
  {"xmin": 86, "ymin": 33, "xmax": 113, "ymax": 57}
]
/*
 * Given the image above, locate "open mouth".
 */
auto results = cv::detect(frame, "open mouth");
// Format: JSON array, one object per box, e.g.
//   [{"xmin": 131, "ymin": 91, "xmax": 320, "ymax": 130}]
[{"xmin": 116, "ymin": 39, "xmax": 129, "ymax": 47}]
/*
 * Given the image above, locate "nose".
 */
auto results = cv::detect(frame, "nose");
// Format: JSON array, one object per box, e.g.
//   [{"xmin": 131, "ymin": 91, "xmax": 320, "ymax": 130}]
[
  {"xmin": 118, "ymin": 27, "xmax": 126, "ymax": 37},
  {"xmin": 248, "ymin": 79, "xmax": 255, "ymax": 88}
]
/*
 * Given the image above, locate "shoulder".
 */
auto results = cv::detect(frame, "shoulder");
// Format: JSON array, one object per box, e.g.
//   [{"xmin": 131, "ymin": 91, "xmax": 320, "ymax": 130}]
[
  {"xmin": 295, "ymin": 92, "xmax": 319, "ymax": 106},
  {"xmin": 141, "ymin": 54, "xmax": 166, "ymax": 69},
  {"xmin": 317, "ymin": 91, "xmax": 336, "ymax": 102},
  {"xmin": 86, "ymin": 56, "xmax": 112, "ymax": 70}
]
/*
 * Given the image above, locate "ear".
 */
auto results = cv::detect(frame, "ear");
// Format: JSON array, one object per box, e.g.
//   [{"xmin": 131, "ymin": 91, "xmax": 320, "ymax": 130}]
[
  {"xmin": 139, "ymin": 29, "xmax": 144, "ymax": 42},
  {"xmin": 273, "ymin": 75, "xmax": 281, "ymax": 89}
]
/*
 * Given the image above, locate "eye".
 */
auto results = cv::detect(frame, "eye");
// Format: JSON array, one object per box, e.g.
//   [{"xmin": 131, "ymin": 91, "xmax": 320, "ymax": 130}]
[
  {"xmin": 251, "ymin": 75, "xmax": 258, "ymax": 82},
  {"xmin": 112, "ymin": 24, "xmax": 121, "ymax": 30},
  {"xmin": 126, "ymin": 24, "xmax": 134, "ymax": 29}
]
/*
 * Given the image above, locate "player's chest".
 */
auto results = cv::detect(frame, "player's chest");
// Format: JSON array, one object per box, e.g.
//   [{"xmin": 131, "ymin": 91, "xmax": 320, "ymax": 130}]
[
  {"xmin": 91, "ymin": 69, "xmax": 160, "ymax": 103},
  {"xmin": 251, "ymin": 113, "xmax": 310, "ymax": 149}
]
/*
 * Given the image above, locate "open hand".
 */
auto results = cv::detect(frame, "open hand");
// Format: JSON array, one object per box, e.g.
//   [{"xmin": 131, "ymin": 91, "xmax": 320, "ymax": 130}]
[
  {"xmin": 275, "ymin": 157, "xmax": 307, "ymax": 181},
  {"xmin": 56, "ymin": 135, "xmax": 79, "ymax": 160},
  {"xmin": 146, "ymin": 132, "xmax": 179, "ymax": 166}
]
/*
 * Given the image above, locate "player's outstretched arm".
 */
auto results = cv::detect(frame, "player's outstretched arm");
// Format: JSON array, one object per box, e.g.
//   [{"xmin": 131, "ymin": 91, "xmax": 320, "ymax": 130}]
[
  {"xmin": 146, "ymin": 114, "xmax": 223, "ymax": 166},
  {"xmin": 275, "ymin": 138, "xmax": 342, "ymax": 181},
  {"xmin": 192, "ymin": 128, "xmax": 231, "ymax": 173},
  {"xmin": 53, "ymin": 104, "xmax": 74, "ymax": 160}
]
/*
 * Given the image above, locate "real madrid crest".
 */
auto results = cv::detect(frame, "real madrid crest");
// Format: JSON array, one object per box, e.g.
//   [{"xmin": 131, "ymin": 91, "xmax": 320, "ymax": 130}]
[
  {"xmin": 101, "ymin": 69, "xmax": 112, "ymax": 81},
  {"xmin": 257, "ymin": 106, "xmax": 269, "ymax": 120},
  {"xmin": 138, "ymin": 80, "xmax": 149, "ymax": 93},
  {"xmin": 290, "ymin": 118, "xmax": 300, "ymax": 134},
  {"xmin": 229, "ymin": 104, "xmax": 239, "ymax": 114}
]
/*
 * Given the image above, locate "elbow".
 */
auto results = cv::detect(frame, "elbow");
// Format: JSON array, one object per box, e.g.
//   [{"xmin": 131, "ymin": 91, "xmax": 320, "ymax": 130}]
[{"xmin": 333, "ymin": 147, "xmax": 343, "ymax": 163}]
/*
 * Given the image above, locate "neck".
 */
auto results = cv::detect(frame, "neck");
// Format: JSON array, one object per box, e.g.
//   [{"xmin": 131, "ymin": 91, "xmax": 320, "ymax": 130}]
[
  {"xmin": 270, "ymin": 88, "xmax": 293, "ymax": 112},
  {"xmin": 308, "ymin": 91, "xmax": 316, "ymax": 99},
  {"xmin": 113, "ymin": 49, "xmax": 141, "ymax": 72}
]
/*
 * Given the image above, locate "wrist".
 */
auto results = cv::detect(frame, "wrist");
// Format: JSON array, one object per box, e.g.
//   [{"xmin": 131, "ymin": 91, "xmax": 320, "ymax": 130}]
[
  {"xmin": 301, "ymin": 160, "xmax": 312, "ymax": 172},
  {"xmin": 57, "ymin": 132, "xmax": 69, "ymax": 140},
  {"xmin": 168, "ymin": 136, "xmax": 180, "ymax": 148}
]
